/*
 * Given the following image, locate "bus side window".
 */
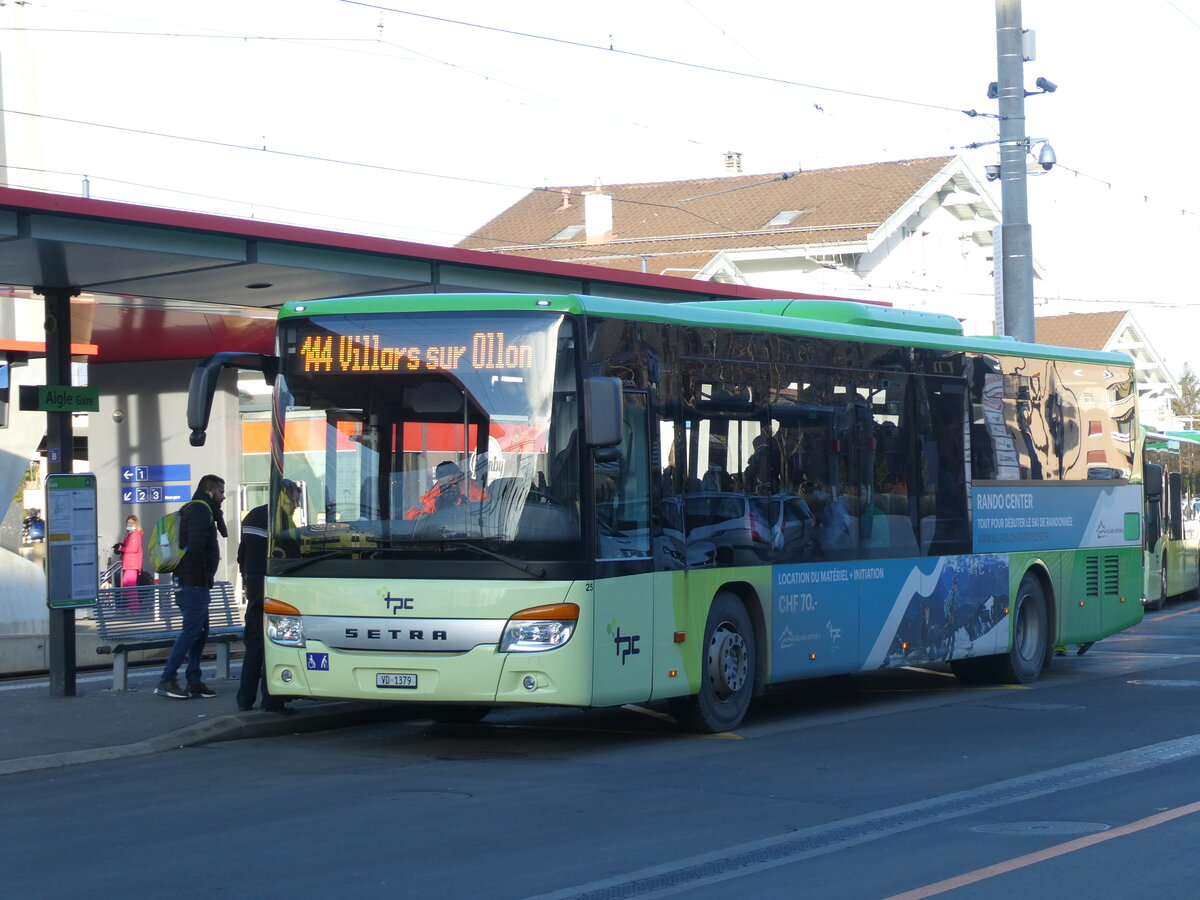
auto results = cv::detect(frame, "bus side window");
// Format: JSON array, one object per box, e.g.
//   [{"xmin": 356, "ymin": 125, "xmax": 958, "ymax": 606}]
[
  {"xmin": 596, "ymin": 392, "xmax": 651, "ymax": 559},
  {"xmin": 1168, "ymin": 471, "xmax": 1185, "ymax": 542},
  {"xmin": 917, "ymin": 377, "xmax": 970, "ymax": 556}
]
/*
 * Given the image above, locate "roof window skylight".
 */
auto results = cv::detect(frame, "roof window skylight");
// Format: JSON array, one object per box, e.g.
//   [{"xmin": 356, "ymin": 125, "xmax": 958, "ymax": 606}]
[
  {"xmin": 765, "ymin": 210, "xmax": 805, "ymax": 227},
  {"xmin": 550, "ymin": 224, "xmax": 585, "ymax": 241}
]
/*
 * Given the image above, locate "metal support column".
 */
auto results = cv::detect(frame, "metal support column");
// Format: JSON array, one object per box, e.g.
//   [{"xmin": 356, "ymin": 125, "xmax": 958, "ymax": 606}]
[{"xmin": 41, "ymin": 286, "xmax": 79, "ymax": 697}]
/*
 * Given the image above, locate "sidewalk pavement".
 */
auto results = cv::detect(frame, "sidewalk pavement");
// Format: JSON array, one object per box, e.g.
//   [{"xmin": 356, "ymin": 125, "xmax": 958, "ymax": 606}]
[{"xmin": 0, "ymin": 663, "xmax": 398, "ymax": 777}]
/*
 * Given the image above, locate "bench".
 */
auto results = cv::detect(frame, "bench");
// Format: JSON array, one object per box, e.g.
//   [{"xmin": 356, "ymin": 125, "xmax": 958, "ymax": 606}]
[{"xmin": 93, "ymin": 581, "xmax": 244, "ymax": 691}]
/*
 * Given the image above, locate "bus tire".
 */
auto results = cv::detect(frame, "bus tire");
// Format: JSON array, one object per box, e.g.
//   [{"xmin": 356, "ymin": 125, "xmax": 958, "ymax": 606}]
[
  {"xmin": 671, "ymin": 591, "xmax": 755, "ymax": 733},
  {"xmin": 951, "ymin": 572, "xmax": 1048, "ymax": 685},
  {"xmin": 995, "ymin": 572, "xmax": 1049, "ymax": 683}
]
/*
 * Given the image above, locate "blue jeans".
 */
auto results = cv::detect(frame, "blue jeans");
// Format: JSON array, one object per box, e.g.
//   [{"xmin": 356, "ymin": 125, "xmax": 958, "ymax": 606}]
[{"xmin": 160, "ymin": 585, "xmax": 211, "ymax": 686}]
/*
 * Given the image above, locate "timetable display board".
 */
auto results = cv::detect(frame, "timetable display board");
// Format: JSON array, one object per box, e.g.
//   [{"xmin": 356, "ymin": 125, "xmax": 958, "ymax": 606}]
[{"xmin": 45, "ymin": 473, "xmax": 99, "ymax": 609}]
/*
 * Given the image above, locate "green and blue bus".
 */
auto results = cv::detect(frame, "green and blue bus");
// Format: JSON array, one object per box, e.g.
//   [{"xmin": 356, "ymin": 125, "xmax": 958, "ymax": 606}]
[
  {"xmin": 1142, "ymin": 430, "xmax": 1200, "ymax": 610},
  {"xmin": 189, "ymin": 293, "xmax": 1145, "ymax": 731}
]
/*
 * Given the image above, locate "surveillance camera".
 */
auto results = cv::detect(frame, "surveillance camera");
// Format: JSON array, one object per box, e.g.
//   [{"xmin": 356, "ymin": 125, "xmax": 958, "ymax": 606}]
[
  {"xmin": 985, "ymin": 164, "xmax": 1001, "ymax": 181},
  {"xmin": 1037, "ymin": 143, "xmax": 1057, "ymax": 171},
  {"xmin": 986, "ymin": 81, "xmax": 999, "ymax": 100},
  {"xmin": 1035, "ymin": 76, "xmax": 1057, "ymax": 93}
]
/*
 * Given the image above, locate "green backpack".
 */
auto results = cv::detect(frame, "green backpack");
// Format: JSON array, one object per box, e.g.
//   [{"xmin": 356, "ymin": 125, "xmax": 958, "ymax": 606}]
[{"xmin": 147, "ymin": 500, "xmax": 209, "ymax": 572}]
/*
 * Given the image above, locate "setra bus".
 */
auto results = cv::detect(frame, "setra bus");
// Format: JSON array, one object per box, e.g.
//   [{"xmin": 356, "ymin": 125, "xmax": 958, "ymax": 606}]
[
  {"xmin": 1142, "ymin": 430, "xmax": 1200, "ymax": 610},
  {"xmin": 187, "ymin": 293, "xmax": 1145, "ymax": 731}
]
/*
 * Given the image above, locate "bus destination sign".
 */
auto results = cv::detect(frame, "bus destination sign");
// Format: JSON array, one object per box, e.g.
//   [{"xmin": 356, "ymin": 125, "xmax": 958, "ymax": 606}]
[{"xmin": 298, "ymin": 331, "xmax": 535, "ymax": 374}]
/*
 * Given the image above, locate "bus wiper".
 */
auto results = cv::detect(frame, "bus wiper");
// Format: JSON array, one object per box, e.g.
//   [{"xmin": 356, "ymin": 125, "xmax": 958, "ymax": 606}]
[
  {"xmin": 356, "ymin": 537, "xmax": 547, "ymax": 578},
  {"xmin": 273, "ymin": 551, "xmax": 353, "ymax": 574},
  {"xmin": 441, "ymin": 540, "xmax": 546, "ymax": 578}
]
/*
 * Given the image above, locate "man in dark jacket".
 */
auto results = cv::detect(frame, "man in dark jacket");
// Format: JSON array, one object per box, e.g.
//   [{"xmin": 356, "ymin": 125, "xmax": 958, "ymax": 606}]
[
  {"xmin": 235, "ymin": 479, "xmax": 299, "ymax": 713},
  {"xmin": 155, "ymin": 474, "xmax": 228, "ymax": 700}
]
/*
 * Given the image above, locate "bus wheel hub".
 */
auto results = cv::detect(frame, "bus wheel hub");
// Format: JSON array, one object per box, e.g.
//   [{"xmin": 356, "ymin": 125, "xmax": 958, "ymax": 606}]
[{"xmin": 708, "ymin": 625, "xmax": 748, "ymax": 697}]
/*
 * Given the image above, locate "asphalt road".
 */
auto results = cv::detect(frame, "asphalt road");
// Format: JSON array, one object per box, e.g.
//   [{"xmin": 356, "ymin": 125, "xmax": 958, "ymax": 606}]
[{"xmin": 6, "ymin": 599, "xmax": 1200, "ymax": 899}]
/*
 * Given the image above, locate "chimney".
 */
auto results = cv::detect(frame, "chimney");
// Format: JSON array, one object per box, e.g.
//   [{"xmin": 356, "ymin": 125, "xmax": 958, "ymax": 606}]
[
  {"xmin": 584, "ymin": 183, "xmax": 612, "ymax": 244},
  {"xmin": 724, "ymin": 151, "xmax": 743, "ymax": 173}
]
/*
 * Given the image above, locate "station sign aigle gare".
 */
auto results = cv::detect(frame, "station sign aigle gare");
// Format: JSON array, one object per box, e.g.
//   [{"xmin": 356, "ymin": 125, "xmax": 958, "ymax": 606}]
[{"xmin": 18, "ymin": 384, "xmax": 99, "ymax": 413}]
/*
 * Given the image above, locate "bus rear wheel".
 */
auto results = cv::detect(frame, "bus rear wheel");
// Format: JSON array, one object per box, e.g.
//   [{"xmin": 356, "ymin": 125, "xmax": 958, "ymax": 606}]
[
  {"xmin": 671, "ymin": 592, "xmax": 755, "ymax": 733},
  {"xmin": 951, "ymin": 572, "xmax": 1048, "ymax": 685}
]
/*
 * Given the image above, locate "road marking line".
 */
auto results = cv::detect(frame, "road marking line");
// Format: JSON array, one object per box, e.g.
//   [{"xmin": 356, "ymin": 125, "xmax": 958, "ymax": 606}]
[
  {"xmin": 523, "ymin": 734, "xmax": 1200, "ymax": 899},
  {"xmin": 884, "ymin": 799, "xmax": 1200, "ymax": 900},
  {"xmin": 1155, "ymin": 606, "xmax": 1200, "ymax": 621}
]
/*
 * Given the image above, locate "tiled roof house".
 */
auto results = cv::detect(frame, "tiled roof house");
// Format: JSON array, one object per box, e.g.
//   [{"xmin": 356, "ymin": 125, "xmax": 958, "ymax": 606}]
[
  {"xmin": 1037, "ymin": 310, "xmax": 1179, "ymax": 429},
  {"xmin": 458, "ymin": 155, "xmax": 1004, "ymax": 334}
]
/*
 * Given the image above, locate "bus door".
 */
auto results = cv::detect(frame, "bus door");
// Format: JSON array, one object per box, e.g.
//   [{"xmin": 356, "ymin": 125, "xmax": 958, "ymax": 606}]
[{"xmin": 591, "ymin": 391, "xmax": 657, "ymax": 706}]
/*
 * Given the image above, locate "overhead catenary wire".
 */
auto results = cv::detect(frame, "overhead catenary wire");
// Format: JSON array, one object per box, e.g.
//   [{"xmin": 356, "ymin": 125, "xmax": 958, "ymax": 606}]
[
  {"xmin": 336, "ymin": 0, "xmax": 972, "ymax": 115},
  {"xmin": 0, "ymin": 103, "xmax": 935, "ymax": 264},
  {"xmin": 5, "ymin": 4, "xmax": 1199, "ymax": 253}
]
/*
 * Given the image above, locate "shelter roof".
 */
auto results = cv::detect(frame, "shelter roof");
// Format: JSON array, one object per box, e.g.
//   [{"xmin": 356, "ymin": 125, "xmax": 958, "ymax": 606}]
[{"xmin": 0, "ymin": 187, "xmax": 833, "ymax": 364}]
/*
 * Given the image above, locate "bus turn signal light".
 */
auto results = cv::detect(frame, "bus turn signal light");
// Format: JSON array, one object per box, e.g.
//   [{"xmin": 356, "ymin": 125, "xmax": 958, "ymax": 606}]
[
  {"xmin": 509, "ymin": 603, "xmax": 579, "ymax": 620},
  {"xmin": 264, "ymin": 597, "xmax": 301, "ymax": 616}
]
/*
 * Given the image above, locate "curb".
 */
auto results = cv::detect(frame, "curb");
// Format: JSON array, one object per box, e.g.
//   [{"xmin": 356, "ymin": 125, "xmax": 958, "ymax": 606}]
[{"xmin": 0, "ymin": 701, "xmax": 396, "ymax": 777}]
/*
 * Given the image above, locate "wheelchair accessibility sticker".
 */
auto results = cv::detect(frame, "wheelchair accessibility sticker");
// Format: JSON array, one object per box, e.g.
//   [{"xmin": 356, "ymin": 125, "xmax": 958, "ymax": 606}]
[{"xmin": 306, "ymin": 652, "xmax": 330, "ymax": 671}]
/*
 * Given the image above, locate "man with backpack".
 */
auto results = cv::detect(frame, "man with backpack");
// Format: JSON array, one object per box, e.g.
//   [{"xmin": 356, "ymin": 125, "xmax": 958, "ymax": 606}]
[{"xmin": 154, "ymin": 474, "xmax": 229, "ymax": 700}]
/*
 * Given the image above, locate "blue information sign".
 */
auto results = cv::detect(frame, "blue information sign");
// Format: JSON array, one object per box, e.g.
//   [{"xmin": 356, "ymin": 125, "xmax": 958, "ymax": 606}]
[
  {"xmin": 120, "ymin": 464, "xmax": 191, "ymax": 485},
  {"xmin": 121, "ymin": 486, "xmax": 189, "ymax": 504}
]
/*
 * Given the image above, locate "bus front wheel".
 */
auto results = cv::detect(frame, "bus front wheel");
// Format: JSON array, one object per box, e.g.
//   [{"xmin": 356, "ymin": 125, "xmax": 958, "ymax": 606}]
[{"xmin": 671, "ymin": 592, "xmax": 755, "ymax": 733}]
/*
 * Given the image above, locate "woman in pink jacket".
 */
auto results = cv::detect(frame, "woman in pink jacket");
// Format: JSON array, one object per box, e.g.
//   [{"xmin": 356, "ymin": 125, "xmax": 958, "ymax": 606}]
[{"xmin": 117, "ymin": 514, "xmax": 144, "ymax": 587}]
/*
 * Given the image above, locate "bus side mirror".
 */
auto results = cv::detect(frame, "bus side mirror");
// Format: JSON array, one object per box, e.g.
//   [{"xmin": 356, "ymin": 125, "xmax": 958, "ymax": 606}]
[
  {"xmin": 1145, "ymin": 463, "xmax": 1163, "ymax": 501},
  {"xmin": 585, "ymin": 376, "xmax": 623, "ymax": 448},
  {"xmin": 188, "ymin": 352, "xmax": 278, "ymax": 446}
]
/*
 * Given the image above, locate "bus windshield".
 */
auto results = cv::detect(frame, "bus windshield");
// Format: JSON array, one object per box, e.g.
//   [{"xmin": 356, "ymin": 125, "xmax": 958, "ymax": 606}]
[{"xmin": 273, "ymin": 311, "xmax": 582, "ymax": 567}]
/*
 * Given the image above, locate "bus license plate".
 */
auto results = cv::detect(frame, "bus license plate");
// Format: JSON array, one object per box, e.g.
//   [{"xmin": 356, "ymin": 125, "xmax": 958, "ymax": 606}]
[{"xmin": 376, "ymin": 672, "xmax": 418, "ymax": 689}]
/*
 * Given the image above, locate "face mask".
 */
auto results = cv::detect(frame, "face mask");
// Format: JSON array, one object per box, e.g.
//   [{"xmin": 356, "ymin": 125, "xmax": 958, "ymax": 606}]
[{"xmin": 126, "ymin": 525, "xmax": 136, "ymax": 531}]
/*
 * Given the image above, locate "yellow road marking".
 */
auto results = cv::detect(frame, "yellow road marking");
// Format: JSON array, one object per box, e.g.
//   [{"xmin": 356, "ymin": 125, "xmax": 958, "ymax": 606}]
[{"xmin": 884, "ymin": 799, "xmax": 1200, "ymax": 899}]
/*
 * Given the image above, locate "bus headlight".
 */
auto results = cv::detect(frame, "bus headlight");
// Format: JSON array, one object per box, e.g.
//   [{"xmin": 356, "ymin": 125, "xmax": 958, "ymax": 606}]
[
  {"xmin": 265, "ymin": 597, "xmax": 305, "ymax": 647},
  {"xmin": 500, "ymin": 603, "xmax": 578, "ymax": 653}
]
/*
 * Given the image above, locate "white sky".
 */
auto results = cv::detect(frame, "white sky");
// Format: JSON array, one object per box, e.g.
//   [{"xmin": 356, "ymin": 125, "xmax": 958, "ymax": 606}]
[{"xmin": 2, "ymin": 0, "xmax": 1198, "ymax": 377}]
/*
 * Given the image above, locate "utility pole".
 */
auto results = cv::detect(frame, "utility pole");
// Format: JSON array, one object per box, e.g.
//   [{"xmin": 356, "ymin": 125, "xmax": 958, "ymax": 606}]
[{"xmin": 995, "ymin": 0, "xmax": 1035, "ymax": 344}]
